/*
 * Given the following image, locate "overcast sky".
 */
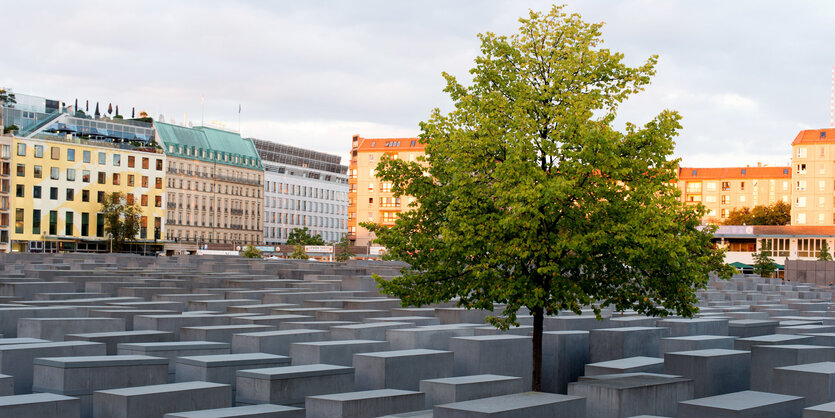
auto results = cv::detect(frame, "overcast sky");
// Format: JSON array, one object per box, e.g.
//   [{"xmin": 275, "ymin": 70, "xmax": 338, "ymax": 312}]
[{"xmin": 2, "ymin": 1, "xmax": 832, "ymax": 167}]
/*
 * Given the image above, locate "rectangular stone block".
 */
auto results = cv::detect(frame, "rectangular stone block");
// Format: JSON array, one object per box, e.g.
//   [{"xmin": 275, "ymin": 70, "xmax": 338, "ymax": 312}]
[
  {"xmin": 449, "ymin": 335, "xmax": 532, "ymax": 389},
  {"xmin": 93, "ymin": 381, "xmax": 231, "ymax": 418},
  {"xmin": 542, "ymin": 331, "xmax": 588, "ymax": 394},
  {"xmin": 433, "ymin": 392, "xmax": 585, "ymax": 418},
  {"xmin": 0, "ymin": 341, "xmax": 106, "ymax": 394},
  {"xmin": 0, "ymin": 393, "xmax": 80, "ymax": 418},
  {"xmin": 568, "ymin": 373, "xmax": 693, "ymax": 417},
  {"xmin": 306, "ymin": 389, "xmax": 425, "ymax": 418},
  {"xmin": 329, "ymin": 322, "xmax": 412, "ymax": 341},
  {"xmin": 734, "ymin": 334, "xmax": 814, "ymax": 351},
  {"xmin": 589, "ymin": 327, "xmax": 669, "ymax": 362},
  {"xmin": 585, "ymin": 356, "xmax": 664, "ymax": 376},
  {"xmin": 805, "ymin": 401, "xmax": 835, "ymax": 418},
  {"xmin": 175, "ymin": 353, "xmax": 290, "ymax": 394},
  {"xmin": 354, "ymin": 349, "xmax": 454, "ymax": 391},
  {"xmin": 659, "ymin": 335, "xmax": 736, "ymax": 356},
  {"xmin": 420, "ymin": 374, "xmax": 523, "ymax": 408},
  {"xmin": 117, "ymin": 341, "xmax": 230, "ymax": 376},
  {"xmin": 0, "ymin": 307, "xmax": 83, "ymax": 337},
  {"xmin": 290, "ymin": 339, "xmax": 389, "ymax": 366},
  {"xmin": 655, "ymin": 318, "xmax": 729, "ymax": 337},
  {"xmin": 750, "ymin": 344, "xmax": 835, "ymax": 392},
  {"xmin": 180, "ymin": 325, "xmax": 275, "ymax": 343},
  {"xmin": 773, "ymin": 361, "xmax": 835, "ymax": 407},
  {"xmin": 33, "ymin": 355, "xmax": 168, "ymax": 417},
  {"xmin": 235, "ymin": 364, "xmax": 354, "ymax": 406},
  {"xmin": 231, "ymin": 329, "xmax": 329, "ymax": 355},
  {"xmin": 162, "ymin": 404, "xmax": 304, "ymax": 417},
  {"xmin": 65, "ymin": 331, "xmax": 175, "ymax": 355},
  {"xmin": 0, "ymin": 374, "xmax": 12, "ymax": 396},
  {"xmin": 664, "ymin": 349, "xmax": 750, "ymax": 397},
  {"xmin": 728, "ymin": 319, "xmax": 779, "ymax": 338},
  {"xmin": 678, "ymin": 390, "xmax": 803, "ymax": 418},
  {"xmin": 387, "ymin": 326, "xmax": 476, "ymax": 350}
]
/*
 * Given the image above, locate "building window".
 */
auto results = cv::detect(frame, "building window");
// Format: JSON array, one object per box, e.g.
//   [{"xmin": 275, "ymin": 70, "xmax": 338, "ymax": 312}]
[
  {"xmin": 112, "ymin": 173, "xmax": 120, "ymax": 185},
  {"xmin": 142, "ymin": 176, "xmax": 148, "ymax": 188},
  {"xmin": 15, "ymin": 185, "xmax": 23, "ymax": 198},
  {"xmin": 141, "ymin": 195, "xmax": 148, "ymax": 206},
  {"xmin": 797, "ymin": 147, "xmax": 807, "ymax": 158},
  {"xmin": 14, "ymin": 209, "xmax": 23, "ymax": 234},
  {"xmin": 32, "ymin": 209, "xmax": 40, "ymax": 235},
  {"xmin": 33, "ymin": 165, "xmax": 42, "ymax": 178},
  {"xmin": 65, "ymin": 212, "xmax": 73, "ymax": 236},
  {"xmin": 155, "ymin": 196, "xmax": 162, "ymax": 207},
  {"xmin": 721, "ymin": 195, "xmax": 730, "ymax": 205},
  {"xmin": 155, "ymin": 177, "xmax": 162, "ymax": 189},
  {"xmin": 156, "ymin": 159, "xmax": 163, "ymax": 170},
  {"xmin": 34, "ymin": 145, "xmax": 43, "ymax": 158},
  {"xmin": 48, "ymin": 210, "xmax": 57, "ymax": 235},
  {"xmin": 33, "ymin": 186, "xmax": 41, "ymax": 199},
  {"xmin": 98, "ymin": 152, "xmax": 106, "ymax": 165},
  {"xmin": 81, "ymin": 213, "xmax": 89, "ymax": 237},
  {"xmin": 97, "ymin": 191, "xmax": 105, "ymax": 203},
  {"xmin": 16, "ymin": 143, "xmax": 25, "ymax": 157},
  {"xmin": 96, "ymin": 214, "xmax": 104, "ymax": 237},
  {"xmin": 721, "ymin": 181, "xmax": 730, "ymax": 191},
  {"xmin": 796, "ymin": 163, "xmax": 807, "ymax": 174},
  {"xmin": 67, "ymin": 149, "xmax": 75, "ymax": 162},
  {"xmin": 127, "ymin": 194, "xmax": 134, "ymax": 205},
  {"xmin": 67, "ymin": 168, "xmax": 75, "ymax": 181},
  {"xmin": 128, "ymin": 175, "xmax": 135, "ymax": 186},
  {"xmin": 796, "ymin": 180, "xmax": 807, "ymax": 191},
  {"xmin": 16, "ymin": 164, "xmax": 24, "ymax": 177},
  {"xmin": 51, "ymin": 147, "xmax": 59, "ymax": 160},
  {"xmin": 98, "ymin": 172, "xmax": 106, "ymax": 184},
  {"xmin": 83, "ymin": 150, "xmax": 91, "ymax": 163},
  {"xmin": 49, "ymin": 187, "xmax": 58, "ymax": 200},
  {"xmin": 798, "ymin": 213, "xmax": 807, "ymax": 224},
  {"xmin": 66, "ymin": 189, "xmax": 74, "ymax": 201},
  {"xmin": 113, "ymin": 154, "xmax": 121, "ymax": 166},
  {"xmin": 128, "ymin": 156, "xmax": 135, "ymax": 168},
  {"xmin": 50, "ymin": 167, "xmax": 59, "ymax": 180},
  {"xmin": 142, "ymin": 158, "xmax": 149, "ymax": 169},
  {"xmin": 82, "ymin": 190, "xmax": 89, "ymax": 202},
  {"xmin": 82, "ymin": 170, "xmax": 90, "ymax": 183}
]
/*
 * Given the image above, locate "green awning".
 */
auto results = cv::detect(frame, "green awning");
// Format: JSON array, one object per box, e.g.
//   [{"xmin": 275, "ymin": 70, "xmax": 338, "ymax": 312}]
[{"xmin": 729, "ymin": 262, "xmax": 752, "ymax": 269}]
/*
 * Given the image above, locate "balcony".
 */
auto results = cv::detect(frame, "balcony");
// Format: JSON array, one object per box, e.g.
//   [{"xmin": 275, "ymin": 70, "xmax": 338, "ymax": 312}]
[{"xmin": 231, "ymin": 209, "xmax": 244, "ymax": 216}]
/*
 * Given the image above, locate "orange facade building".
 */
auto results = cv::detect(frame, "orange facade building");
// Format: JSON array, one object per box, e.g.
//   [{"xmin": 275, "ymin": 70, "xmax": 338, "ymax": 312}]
[
  {"xmin": 676, "ymin": 165, "xmax": 791, "ymax": 224},
  {"xmin": 348, "ymin": 135, "xmax": 425, "ymax": 246}
]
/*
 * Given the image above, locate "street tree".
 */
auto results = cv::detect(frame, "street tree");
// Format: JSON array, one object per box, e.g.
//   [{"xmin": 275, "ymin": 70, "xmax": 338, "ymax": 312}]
[
  {"xmin": 242, "ymin": 245, "xmax": 263, "ymax": 259},
  {"xmin": 723, "ymin": 201, "xmax": 790, "ymax": 225},
  {"xmin": 753, "ymin": 240, "xmax": 777, "ymax": 277},
  {"xmin": 286, "ymin": 227, "xmax": 325, "ymax": 246},
  {"xmin": 335, "ymin": 235, "xmax": 354, "ymax": 262},
  {"xmin": 100, "ymin": 192, "xmax": 141, "ymax": 252},
  {"xmin": 819, "ymin": 241, "xmax": 833, "ymax": 261},
  {"xmin": 362, "ymin": 5, "xmax": 732, "ymax": 391},
  {"xmin": 289, "ymin": 244, "xmax": 309, "ymax": 260}
]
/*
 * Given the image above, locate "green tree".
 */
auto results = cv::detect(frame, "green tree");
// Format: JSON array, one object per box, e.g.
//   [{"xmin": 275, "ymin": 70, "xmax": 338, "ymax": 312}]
[
  {"xmin": 819, "ymin": 241, "xmax": 833, "ymax": 261},
  {"xmin": 242, "ymin": 244, "xmax": 263, "ymax": 259},
  {"xmin": 286, "ymin": 227, "xmax": 325, "ymax": 245},
  {"xmin": 335, "ymin": 235, "xmax": 354, "ymax": 262},
  {"xmin": 753, "ymin": 240, "xmax": 777, "ymax": 277},
  {"xmin": 362, "ymin": 5, "xmax": 732, "ymax": 391},
  {"xmin": 724, "ymin": 201, "xmax": 790, "ymax": 226},
  {"xmin": 289, "ymin": 243, "xmax": 309, "ymax": 260},
  {"xmin": 100, "ymin": 193, "xmax": 141, "ymax": 252},
  {"xmin": 0, "ymin": 88, "xmax": 16, "ymax": 135}
]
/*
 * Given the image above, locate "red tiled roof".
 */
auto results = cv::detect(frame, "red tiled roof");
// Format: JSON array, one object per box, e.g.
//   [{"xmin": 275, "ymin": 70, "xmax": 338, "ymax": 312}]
[
  {"xmin": 752, "ymin": 225, "xmax": 835, "ymax": 236},
  {"xmin": 792, "ymin": 128, "xmax": 835, "ymax": 145},
  {"xmin": 678, "ymin": 166, "xmax": 791, "ymax": 180},
  {"xmin": 353, "ymin": 135, "xmax": 425, "ymax": 152}
]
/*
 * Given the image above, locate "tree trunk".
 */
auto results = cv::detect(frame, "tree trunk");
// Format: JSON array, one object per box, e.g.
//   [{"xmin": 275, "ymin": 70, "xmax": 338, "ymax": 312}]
[{"xmin": 532, "ymin": 306, "xmax": 543, "ymax": 391}]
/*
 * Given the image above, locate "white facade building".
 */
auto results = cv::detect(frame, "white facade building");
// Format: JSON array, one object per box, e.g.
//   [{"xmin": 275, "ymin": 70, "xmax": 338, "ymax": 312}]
[{"xmin": 253, "ymin": 139, "xmax": 348, "ymax": 244}]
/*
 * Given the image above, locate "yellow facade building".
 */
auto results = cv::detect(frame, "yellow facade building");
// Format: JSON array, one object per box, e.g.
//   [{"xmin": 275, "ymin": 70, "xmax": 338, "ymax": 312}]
[
  {"xmin": 676, "ymin": 166, "xmax": 791, "ymax": 224},
  {"xmin": 789, "ymin": 128, "xmax": 835, "ymax": 225},
  {"xmin": 348, "ymin": 135, "xmax": 425, "ymax": 246},
  {"xmin": 9, "ymin": 135, "xmax": 166, "ymax": 252}
]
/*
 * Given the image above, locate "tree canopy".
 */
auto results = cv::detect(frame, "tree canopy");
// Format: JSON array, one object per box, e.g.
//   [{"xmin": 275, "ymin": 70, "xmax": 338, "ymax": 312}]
[
  {"xmin": 335, "ymin": 235, "xmax": 354, "ymax": 262},
  {"xmin": 753, "ymin": 240, "xmax": 777, "ymax": 277},
  {"xmin": 722, "ymin": 201, "xmax": 790, "ymax": 225},
  {"xmin": 100, "ymin": 192, "xmax": 141, "ymax": 252},
  {"xmin": 286, "ymin": 227, "xmax": 326, "ymax": 246},
  {"xmin": 819, "ymin": 241, "xmax": 833, "ymax": 261},
  {"xmin": 362, "ymin": 5, "xmax": 732, "ymax": 391}
]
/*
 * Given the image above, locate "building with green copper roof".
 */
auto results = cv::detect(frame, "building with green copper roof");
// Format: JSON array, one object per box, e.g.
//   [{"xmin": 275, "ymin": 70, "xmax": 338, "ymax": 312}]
[
  {"xmin": 154, "ymin": 122, "xmax": 262, "ymax": 170},
  {"xmin": 154, "ymin": 122, "xmax": 264, "ymax": 251}
]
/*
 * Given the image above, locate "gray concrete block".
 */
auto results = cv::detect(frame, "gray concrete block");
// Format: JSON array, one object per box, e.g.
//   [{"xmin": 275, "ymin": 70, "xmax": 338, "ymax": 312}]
[
  {"xmin": 585, "ymin": 356, "xmax": 664, "ymax": 376},
  {"xmin": 677, "ymin": 390, "xmax": 803, "ymax": 418},
  {"xmin": 655, "ymin": 318, "xmax": 729, "ymax": 337},
  {"xmin": 659, "ymin": 335, "xmax": 736, "ymax": 356},
  {"xmin": 0, "ymin": 393, "xmax": 80, "ymax": 417},
  {"xmin": 750, "ymin": 344, "xmax": 835, "ymax": 391},
  {"xmin": 163, "ymin": 404, "xmax": 303, "ymax": 417},
  {"xmin": 0, "ymin": 341, "xmax": 106, "ymax": 394},
  {"xmin": 542, "ymin": 331, "xmax": 588, "ymax": 394},
  {"xmin": 734, "ymin": 334, "xmax": 814, "ymax": 351},
  {"xmin": 117, "ymin": 341, "xmax": 230, "ymax": 376},
  {"xmin": 728, "ymin": 320, "xmax": 779, "ymax": 338},
  {"xmin": 387, "ymin": 326, "xmax": 476, "ymax": 350},
  {"xmin": 305, "ymin": 389, "xmax": 425, "ymax": 418},
  {"xmin": 568, "ymin": 372, "xmax": 693, "ymax": 417},
  {"xmin": 0, "ymin": 374, "xmax": 12, "ymax": 396},
  {"xmin": 65, "ymin": 330, "xmax": 175, "ymax": 355},
  {"xmin": 805, "ymin": 401, "xmax": 835, "ymax": 418},
  {"xmin": 175, "ymin": 353, "xmax": 289, "ymax": 393},
  {"xmin": 289, "ymin": 339, "xmax": 389, "ymax": 366},
  {"xmin": 354, "ymin": 349, "xmax": 454, "ymax": 391},
  {"xmin": 180, "ymin": 325, "xmax": 275, "ymax": 343},
  {"xmin": 664, "ymin": 349, "xmax": 750, "ymax": 398},
  {"xmin": 772, "ymin": 361, "xmax": 835, "ymax": 406},
  {"xmin": 93, "ymin": 381, "xmax": 231, "ymax": 418},
  {"xmin": 419, "ymin": 374, "xmax": 523, "ymax": 408},
  {"xmin": 449, "ymin": 335, "xmax": 532, "ymax": 389},
  {"xmin": 433, "ymin": 392, "xmax": 585, "ymax": 418},
  {"xmin": 329, "ymin": 322, "xmax": 412, "ymax": 341},
  {"xmin": 589, "ymin": 327, "xmax": 669, "ymax": 362},
  {"xmin": 231, "ymin": 329, "xmax": 329, "ymax": 356},
  {"xmin": 235, "ymin": 364, "xmax": 354, "ymax": 406}
]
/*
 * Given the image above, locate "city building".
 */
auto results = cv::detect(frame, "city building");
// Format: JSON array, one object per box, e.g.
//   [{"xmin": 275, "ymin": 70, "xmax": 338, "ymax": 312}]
[
  {"xmin": 790, "ymin": 128, "xmax": 835, "ymax": 225},
  {"xmin": 676, "ymin": 165, "xmax": 792, "ymax": 224},
  {"xmin": 9, "ymin": 112, "xmax": 166, "ymax": 253},
  {"xmin": 0, "ymin": 135, "xmax": 11, "ymax": 252},
  {"xmin": 155, "ymin": 122, "xmax": 264, "ymax": 251},
  {"xmin": 253, "ymin": 139, "xmax": 348, "ymax": 244},
  {"xmin": 348, "ymin": 134, "xmax": 425, "ymax": 246}
]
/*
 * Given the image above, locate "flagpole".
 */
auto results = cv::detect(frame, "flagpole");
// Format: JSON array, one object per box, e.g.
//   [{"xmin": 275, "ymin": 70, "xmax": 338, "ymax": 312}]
[
  {"xmin": 238, "ymin": 104, "xmax": 241, "ymax": 133},
  {"xmin": 201, "ymin": 94, "xmax": 205, "ymax": 127}
]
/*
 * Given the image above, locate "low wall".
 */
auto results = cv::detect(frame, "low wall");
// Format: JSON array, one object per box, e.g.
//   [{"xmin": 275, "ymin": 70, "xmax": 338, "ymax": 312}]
[{"xmin": 785, "ymin": 259, "xmax": 835, "ymax": 285}]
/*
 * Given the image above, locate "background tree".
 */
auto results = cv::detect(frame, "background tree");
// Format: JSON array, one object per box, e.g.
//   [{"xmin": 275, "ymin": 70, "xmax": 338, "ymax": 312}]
[
  {"xmin": 753, "ymin": 240, "xmax": 777, "ymax": 277},
  {"xmin": 363, "ymin": 5, "xmax": 732, "ymax": 391},
  {"xmin": 335, "ymin": 235, "xmax": 354, "ymax": 262},
  {"xmin": 289, "ymin": 243, "xmax": 309, "ymax": 260},
  {"xmin": 819, "ymin": 241, "xmax": 833, "ymax": 261},
  {"xmin": 100, "ymin": 193, "xmax": 140, "ymax": 252},
  {"xmin": 286, "ymin": 227, "xmax": 325, "ymax": 245},
  {"xmin": 241, "ymin": 244, "xmax": 262, "ymax": 259},
  {"xmin": 723, "ymin": 201, "xmax": 791, "ymax": 225},
  {"xmin": 0, "ymin": 88, "xmax": 17, "ymax": 135}
]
